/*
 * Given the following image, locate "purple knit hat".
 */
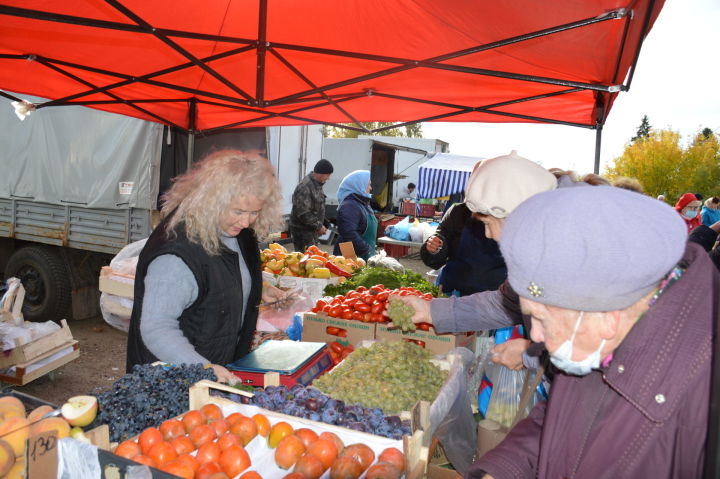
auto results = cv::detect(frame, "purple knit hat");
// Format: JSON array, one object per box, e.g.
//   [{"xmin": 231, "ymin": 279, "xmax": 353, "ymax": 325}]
[{"xmin": 500, "ymin": 185, "xmax": 687, "ymax": 311}]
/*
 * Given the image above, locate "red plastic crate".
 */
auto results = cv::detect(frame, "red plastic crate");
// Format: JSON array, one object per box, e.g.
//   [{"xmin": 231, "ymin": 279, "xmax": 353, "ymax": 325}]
[{"xmin": 400, "ymin": 202, "xmax": 436, "ymax": 217}]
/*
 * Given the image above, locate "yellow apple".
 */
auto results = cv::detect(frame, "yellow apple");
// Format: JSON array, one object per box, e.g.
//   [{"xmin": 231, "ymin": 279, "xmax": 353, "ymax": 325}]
[{"xmin": 60, "ymin": 396, "xmax": 97, "ymax": 427}]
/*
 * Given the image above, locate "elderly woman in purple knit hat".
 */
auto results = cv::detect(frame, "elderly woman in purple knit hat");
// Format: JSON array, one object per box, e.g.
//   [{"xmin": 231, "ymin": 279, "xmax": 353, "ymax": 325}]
[{"xmin": 468, "ymin": 185, "xmax": 718, "ymax": 478}]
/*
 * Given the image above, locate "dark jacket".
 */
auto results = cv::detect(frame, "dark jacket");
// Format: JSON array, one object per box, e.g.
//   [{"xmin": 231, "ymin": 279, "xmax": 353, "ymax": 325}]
[
  {"xmin": 333, "ymin": 193, "xmax": 372, "ymax": 257},
  {"xmin": 420, "ymin": 203, "xmax": 506, "ymax": 295},
  {"xmin": 126, "ymin": 219, "xmax": 262, "ymax": 371},
  {"xmin": 469, "ymin": 242, "xmax": 718, "ymax": 479},
  {"xmin": 290, "ymin": 174, "xmax": 327, "ymax": 231},
  {"xmin": 689, "ymin": 224, "xmax": 720, "ymax": 271}
]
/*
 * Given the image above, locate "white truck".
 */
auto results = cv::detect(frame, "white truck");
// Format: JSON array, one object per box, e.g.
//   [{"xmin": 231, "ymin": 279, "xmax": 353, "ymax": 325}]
[{"xmin": 0, "ymin": 93, "xmax": 322, "ymax": 322}]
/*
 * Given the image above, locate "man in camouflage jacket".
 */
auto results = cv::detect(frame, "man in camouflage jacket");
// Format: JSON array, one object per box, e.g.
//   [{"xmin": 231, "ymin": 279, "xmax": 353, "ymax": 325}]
[{"xmin": 290, "ymin": 159, "xmax": 334, "ymax": 252}]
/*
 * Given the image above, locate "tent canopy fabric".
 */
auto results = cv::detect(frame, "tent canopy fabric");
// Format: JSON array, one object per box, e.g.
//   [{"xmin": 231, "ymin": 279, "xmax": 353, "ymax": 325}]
[
  {"xmin": 0, "ymin": 0, "xmax": 664, "ymax": 134},
  {"xmin": 417, "ymin": 153, "xmax": 482, "ymax": 199}
]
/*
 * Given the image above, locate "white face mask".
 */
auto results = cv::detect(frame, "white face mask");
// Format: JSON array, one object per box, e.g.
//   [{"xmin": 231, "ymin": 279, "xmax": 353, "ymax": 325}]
[{"xmin": 550, "ymin": 311, "xmax": 606, "ymax": 376}]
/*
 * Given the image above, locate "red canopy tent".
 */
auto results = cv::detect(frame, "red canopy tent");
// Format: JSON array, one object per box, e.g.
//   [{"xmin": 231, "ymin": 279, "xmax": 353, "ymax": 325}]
[{"xmin": 0, "ymin": 0, "xmax": 663, "ymax": 172}]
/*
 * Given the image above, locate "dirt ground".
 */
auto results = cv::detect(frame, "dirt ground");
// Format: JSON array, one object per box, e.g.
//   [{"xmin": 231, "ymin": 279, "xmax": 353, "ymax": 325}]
[{"xmin": 10, "ymin": 245, "xmax": 432, "ymax": 406}]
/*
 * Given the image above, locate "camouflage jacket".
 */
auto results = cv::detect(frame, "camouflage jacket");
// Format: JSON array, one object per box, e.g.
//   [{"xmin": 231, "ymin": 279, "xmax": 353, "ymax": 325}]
[{"xmin": 290, "ymin": 174, "xmax": 327, "ymax": 231}]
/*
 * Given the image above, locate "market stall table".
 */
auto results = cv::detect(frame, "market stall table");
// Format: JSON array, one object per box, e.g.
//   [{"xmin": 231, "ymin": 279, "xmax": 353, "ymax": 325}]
[{"xmin": 377, "ymin": 236, "xmax": 424, "ymax": 259}]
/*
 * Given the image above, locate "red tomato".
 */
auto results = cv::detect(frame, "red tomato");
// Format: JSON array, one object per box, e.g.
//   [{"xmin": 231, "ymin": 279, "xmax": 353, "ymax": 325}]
[
  {"xmin": 343, "ymin": 298, "xmax": 358, "ymax": 308},
  {"xmin": 370, "ymin": 313, "xmax": 383, "ymax": 323},
  {"xmin": 422, "ymin": 293, "xmax": 433, "ymax": 300},
  {"xmin": 351, "ymin": 311, "xmax": 364, "ymax": 322},
  {"xmin": 322, "ymin": 305, "xmax": 332, "ymax": 314},
  {"xmin": 355, "ymin": 286, "xmax": 367, "ymax": 293},
  {"xmin": 336, "ymin": 329, "xmax": 347, "ymax": 338},
  {"xmin": 353, "ymin": 302, "xmax": 370, "ymax": 313},
  {"xmin": 315, "ymin": 299, "xmax": 328, "ymax": 309},
  {"xmin": 326, "ymin": 326, "xmax": 340, "ymax": 335},
  {"xmin": 329, "ymin": 306, "xmax": 342, "ymax": 318},
  {"xmin": 376, "ymin": 291, "xmax": 389, "ymax": 302},
  {"xmin": 330, "ymin": 342, "xmax": 344, "ymax": 354},
  {"xmin": 370, "ymin": 303, "xmax": 384, "ymax": 314},
  {"xmin": 341, "ymin": 309, "xmax": 353, "ymax": 320},
  {"xmin": 361, "ymin": 295, "xmax": 375, "ymax": 305}
]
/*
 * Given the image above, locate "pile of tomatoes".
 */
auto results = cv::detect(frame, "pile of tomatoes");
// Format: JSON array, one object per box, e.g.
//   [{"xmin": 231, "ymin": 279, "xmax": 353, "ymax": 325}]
[
  {"xmin": 311, "ymin": 285, "xmax": 432, "ymax": 324},
  {"xmin": 328, "ymin": 341, "xmax": 354, "ymax": 367}
]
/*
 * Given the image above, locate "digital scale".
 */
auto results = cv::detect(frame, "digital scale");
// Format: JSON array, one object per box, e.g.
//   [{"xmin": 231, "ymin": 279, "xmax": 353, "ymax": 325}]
[{"xmin": 226, "ymin": 340, "xmax": 331, "ymax": 388}]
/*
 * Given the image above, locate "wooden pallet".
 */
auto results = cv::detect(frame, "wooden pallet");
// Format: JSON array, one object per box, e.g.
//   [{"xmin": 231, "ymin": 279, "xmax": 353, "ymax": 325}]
[{"xmin": 0, "ymin": 319, "xmax": 75, "ymax": 368}]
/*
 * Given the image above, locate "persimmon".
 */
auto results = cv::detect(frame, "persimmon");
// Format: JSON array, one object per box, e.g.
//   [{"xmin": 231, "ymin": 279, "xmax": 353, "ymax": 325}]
[
  {"xmin": 329, "ymin": 456, "xmax": 363, "ymax": 479},
  {"xmin": 306, "ymin": 439, "xmax": 339, "ymax": 469},
  {"xmin": 176, "ymin": 453, "xmax": 199, "ymax": 472},
  {"xmin": 226, "ymin": 412, "xmax": 244, "ymax": 425},
  {"xmin": 160, "ymin": 460, "xmax": 194, "ymax": 479},
  {"xmin": 230, "ymin": 416, "xmax": 258, "ymax": 446},
  {"xmin": 219, "ymin": 445, "xmax": 251, "ymax": 477},
  {"xmin": 378, "ymin": 447, "xmax": 405, "ymax": 473},
  {"xmin": 282, "ymin": 474, "xmax": 305, "ymax": 479},
  {"xmin": 195, "ymin": 441, "xmax": 221, "ymax": 465},
  {"xmin": 365, "ymin": 462, "xmax": 401, "ymax": 479},
  {"xmin": 159, "ymin": 418, "xmax": 185, "ymax": 441},
  {"xmin": 190, "ymin": 424, "xmax": 217, "ymax": 448},
  {"xmin": 341, "ymin": 444, "xmax": 375, "ymax": 470},
  {"xmin": 217, "ymin": 432, "xmax": 242, "ymax": 451},
  {"xmin": 294, "ymin": 428, "xmax": 319, "ymax": 448},
  {"xmin": 268, "ymin": 421, "xmax": 293, "ymax": 448},
  {"xmin": 195, "ymin": 461, "xmax": 223, "ymax": 479},
  {"xmin": 239, "ymin": 472, "xmax": 263, "ymax": 479},
  {"xmin": 275, "ymin": 434, "xmax": 306, "ymax": 470},
  {"xmin": 147, "ymin": 441, "xmax": 178, "ymax": 466},
  {"xmin": 170, "ymin": 435, "xmax": 195, "ymax": 456},
  {"xmin": 138, "ymin": 427, "xmax": 163, "ymax": 455},
  {"xmin": 210, "ymin": 419, "xmax": 230, "ymax": 436},
  {"xmin": 132, "ymin": 454, "xmax": 157, "ymax": 468},
  {"xmin": 252, "ymin": 413, "xmax": 270, "ymax": 437},
  {"xmin": 293, "ymin": 453, "xmax": 326, "ymax": 479},
  {"xmin": 114, "ymin": 440, "xmax": 141, "ymax": 459},
  {"xmin": 201, "ymin": 403, "xmax": 224, "ymax": 422},
  {"xmin": 181, "ymin": 409, "xmax": 206, "ymax": 432},
  {"xmin": 318, "ymin": 431, "xmax": 344, "ymax": 454}
]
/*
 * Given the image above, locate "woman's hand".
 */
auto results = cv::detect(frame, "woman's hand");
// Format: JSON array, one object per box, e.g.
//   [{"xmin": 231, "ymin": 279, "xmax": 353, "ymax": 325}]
[
  {"xmin": 385, "ymin": 292, "xmax": 433, "ymax": 325},
  {"xmin": 262, "ymin": 283, "xmax": 289, "ymax": 304},
  {"xmin": 425, "ymin": 235, "xmax": 444, "ymax": 254},
  {"xmin": 211, "ymin": 364, "xmax": 237, "ymax": 384},
  {"xmin": 490, "ymin": 338, "xmax": 530, "ymax": 370}
]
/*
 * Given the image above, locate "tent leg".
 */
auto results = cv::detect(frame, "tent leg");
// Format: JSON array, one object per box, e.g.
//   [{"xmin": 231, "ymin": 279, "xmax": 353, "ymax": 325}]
[
  {"xmin": 186, "ymin": 98, "xmax": 197, "ymax": 172},
  {"xmin": 187, "ymin": 133, "xmax": 195, "ymax": 172},
  {"xmin": 594, "ymin": 125, "xmax": 603, "ymax": 174}
]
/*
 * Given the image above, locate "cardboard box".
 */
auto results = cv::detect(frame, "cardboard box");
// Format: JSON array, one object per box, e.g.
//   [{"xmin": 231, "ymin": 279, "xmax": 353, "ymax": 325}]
[
  {"xmin": 0, "ymin": 319, "xmax": 74, "ymax": 368},
  {"xmin": 98, "ymin": 266, "xmax": 134, "ymax": 298},
  {"xmin": 375, "ymin": 324, "xmax": 475, "ymax": 356},
  {"xmin": 301, "ymin": 312, "xmax": 376, "ymax": 346},
  {"xmin": 262, "ymin": 271, "xmax": 341, "ymax": 303}
]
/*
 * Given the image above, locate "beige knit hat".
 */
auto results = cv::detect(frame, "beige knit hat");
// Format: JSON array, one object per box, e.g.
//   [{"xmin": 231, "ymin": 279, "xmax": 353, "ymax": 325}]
[{"xmin": 464, "ymin": 150, "xmax": 557, "ymax": 218}]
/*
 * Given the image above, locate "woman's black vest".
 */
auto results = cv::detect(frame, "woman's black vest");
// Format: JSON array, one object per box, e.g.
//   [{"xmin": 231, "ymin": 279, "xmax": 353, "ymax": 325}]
[{"xmin": 125, "ymin": 220, "xmax": 261, "ymax": 372}]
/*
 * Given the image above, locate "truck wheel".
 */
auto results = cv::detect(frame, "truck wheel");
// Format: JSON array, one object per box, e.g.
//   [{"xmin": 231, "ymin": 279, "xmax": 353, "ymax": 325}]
[{"xmin": 5, "ymin": 246, "xmax": 71, "ymax": 322}]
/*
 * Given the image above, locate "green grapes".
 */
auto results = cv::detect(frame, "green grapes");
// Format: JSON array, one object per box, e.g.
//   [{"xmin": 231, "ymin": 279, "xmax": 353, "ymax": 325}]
[
  {"xmin": 314, "ymin": 341, "xmax": 447, "ymax": 414},
  {"xmin": 387, "ymin": 297, "xmax": 416, "ymax": 332}
]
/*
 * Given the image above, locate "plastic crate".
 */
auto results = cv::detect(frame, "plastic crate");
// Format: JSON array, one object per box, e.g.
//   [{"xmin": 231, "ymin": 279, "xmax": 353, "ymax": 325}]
[{"xmin": 400, "ymin": 202, "xmax": 436, "ymax": 217}]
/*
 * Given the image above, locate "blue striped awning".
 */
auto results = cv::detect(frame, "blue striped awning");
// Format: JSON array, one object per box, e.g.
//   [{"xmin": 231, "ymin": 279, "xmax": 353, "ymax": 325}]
[{"xmin": 416, "ymin": 153, "xmax": 483, "ymax": 199}]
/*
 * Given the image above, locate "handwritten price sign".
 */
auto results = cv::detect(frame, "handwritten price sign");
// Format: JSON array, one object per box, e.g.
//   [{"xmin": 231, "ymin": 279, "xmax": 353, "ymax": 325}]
[{"xmin": 26, "ymin": 430, "xmax": 58, "ymax": 479}]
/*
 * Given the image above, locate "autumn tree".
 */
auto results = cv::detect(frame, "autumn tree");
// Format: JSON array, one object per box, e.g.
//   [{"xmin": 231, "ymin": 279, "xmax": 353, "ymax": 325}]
[
  {"xmin": 325, "ymin": 121, "xmax": 423, "ymax": 138},
  {"xmin": 605, "ymin": 127, "xmax": 720, "ymax": 203}
]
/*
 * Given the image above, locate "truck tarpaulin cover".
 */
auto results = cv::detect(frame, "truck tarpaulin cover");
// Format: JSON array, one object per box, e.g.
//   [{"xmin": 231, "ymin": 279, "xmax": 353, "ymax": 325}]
[{"xmin": 0, "ymin": 1, "xmax": 664, "ymax": 133}]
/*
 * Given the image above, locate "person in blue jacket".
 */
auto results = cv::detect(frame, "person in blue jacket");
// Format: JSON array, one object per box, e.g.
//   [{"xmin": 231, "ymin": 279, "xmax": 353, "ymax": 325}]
[{"xmin": 333, "ymin": 170, "xmax": 377, "ymax": 260}]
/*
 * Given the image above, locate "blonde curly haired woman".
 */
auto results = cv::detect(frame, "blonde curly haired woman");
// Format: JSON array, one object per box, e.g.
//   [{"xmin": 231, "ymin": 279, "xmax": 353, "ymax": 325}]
[{"xmin": 126, "ymin": 149, "xmax": 286, "ymax": 381}]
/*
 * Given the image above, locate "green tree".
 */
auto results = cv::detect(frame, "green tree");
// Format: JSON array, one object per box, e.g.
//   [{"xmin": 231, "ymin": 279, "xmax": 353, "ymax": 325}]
[
  {"xmin": 606, "ymin": 128, "xmax": 720, "ymax": 202},
  {"xmin": 325, "ymin": 122, "xmax": 423, "ymax": 138},
  {"xmin": 631, "ymin": 115, "xmax": 652, "ymax": 142}
]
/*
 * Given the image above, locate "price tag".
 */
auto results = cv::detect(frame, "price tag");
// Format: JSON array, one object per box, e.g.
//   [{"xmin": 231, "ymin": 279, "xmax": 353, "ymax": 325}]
[{"xmin": 26, "ymin": 430, "xmax": 58, "ymax": 479}]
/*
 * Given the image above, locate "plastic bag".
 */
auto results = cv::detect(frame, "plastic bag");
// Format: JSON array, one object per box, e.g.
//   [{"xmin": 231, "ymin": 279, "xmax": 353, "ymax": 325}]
[
  {"xmin": 57, "ymin": 437, "xmax": 102, "ymax": 479},
  {"xmin": 110, "ymin": 238, "xmax": 147, "ymax": 276},
  {"xmin": 408, "ymin": 218, "xmax": 424, "ymax": 243},
  {"xmin": 384, "ymin": 216, "xmax": 411, "ymax": 241},
  {"xmin": 99, "ymin": 292, "xmax": 131, "ymax": 332},
  {"xmin": 257, "ymin": 292, "xmax": 313, "ymax": 332},
  {"xmin": 366, "ymin": 250, "xmax": 405, "ymax": 272}
]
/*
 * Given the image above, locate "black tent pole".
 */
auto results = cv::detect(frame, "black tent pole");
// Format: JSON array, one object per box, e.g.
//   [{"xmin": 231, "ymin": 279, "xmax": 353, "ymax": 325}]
[
  {"xmin": 594, "ymin": 125, "xmax": 603, "ymax": 175},
  {"xmin": 187, "ymin": 98, "xmax": 197, "ymax": 172}
]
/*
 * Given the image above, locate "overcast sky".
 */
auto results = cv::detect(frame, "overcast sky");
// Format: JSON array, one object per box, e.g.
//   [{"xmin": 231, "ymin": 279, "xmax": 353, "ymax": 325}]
[{"xmin": 422, "ymin": 0, "xmax": 720, "ymax": 174}]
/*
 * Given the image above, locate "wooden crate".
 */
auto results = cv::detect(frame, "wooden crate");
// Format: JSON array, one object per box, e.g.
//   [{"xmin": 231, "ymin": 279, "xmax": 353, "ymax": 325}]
[
  {"xmin": 188, "ymin": 379, "xmax": 432, "ymax": 478},
  {"xmin": 0, "ymin": 319, "xmax": 74, "ymax": 368},
  {"xmin": 98, "ymin": 266, "xmax": 134, "ymax": 298},
  {"xmin": 0, "ymin": 341, "xmax": 79, "ymax": 386}
]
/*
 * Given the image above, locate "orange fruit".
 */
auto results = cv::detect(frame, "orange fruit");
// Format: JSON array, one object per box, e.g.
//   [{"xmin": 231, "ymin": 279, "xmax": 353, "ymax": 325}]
[
  {"xmin": 293, "ymin": 453, "xmax": 326, "ymax": 479},
  {"xmin": 201, "ymin": 403, "xmax": 224, "ymax": 422},
  {"xmin": 252, "ymin": 413, "xmax": 270, "ymax": 437},
  {"xmin": 268, "ymin": 421, "xmax": 293, "ymax": 448},
  {"xmin": 160, "ymin": 419, "xmax": 185, "ymax": 441},
  {"xmin": 275, "ymin": 435, "xmax": 306, "ymax": 470},
  {"xmin": 160, "ymin": 459, "xmax": 194, "ymax": 479},
  {"xmin": 226, "ymin": 412, "xmax": 244, "ymax": 425},
  {"xmin": 211, "ymin": 419, "xmax": 230, "ymax": 437},
  {"xmin": 306, "ymin": 438, "xmax": 339, "ymax": 469},
  {"xmin": 217, "ymin": 432, "xmax": 242, "ymax": 451},
  {"xmin": 294, "ymin": 428, "xmax": 319, "ymax": 448},
  {"xmin": 176, "ymin": 453, "xmax": 199, "ymax": 472},
  {"xmin": 189, "ymin": 424, "xmax": 217, "ymax": 448},
  {"xmin": 138, "ymin": 427, "xmax": 163, "ymax": 455},
  {"xmin": 219, "ymin": 445, "xmax": 251, "ymax": 477},
  {"xmin": 181, "ymin": 409, "xmax": 206, "ymax": 433},
  {"xmin": 195, "ymin": 441, "xmax": 221, "ymax": 465},
  {"xmin": 378, "ymin": 447, "xmax": 405, "ymax": 472},
  {"xmin": 195, "ymin": 461, "xmax": 223, "ymax": 479},
  {"xmin": 230, "ymin": 417, "xmax": 258, "ymax": 446},
  {"xmin": 132, "ymin": 454, "xmax": 157, "ymax": 468},
  {"xmin": 147, "ymin": 441, "xmax": 177, "ymax": 466},
  {"xmin": 170, "ymin": 435, "xmax": 195, "ymax": 456},
  {"xmin": 329, "ymin": 456, "xmax": 363, "ymax": 479},
  {"xmin": 341, "ymin": 444, "xmax": 375, "ymax": 470},
  {"xmin": 114, "ymin": 440, "xmax": 141, "ymax": 459}
]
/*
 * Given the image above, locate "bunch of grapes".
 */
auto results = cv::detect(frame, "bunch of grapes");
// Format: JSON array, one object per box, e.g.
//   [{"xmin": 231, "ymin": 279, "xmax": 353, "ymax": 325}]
[
  {"xmin": 313, "ymin": 341, "xmax": 447, "ymax": 414},
  {"xmin": 91, "ymin": 363, "xmax": 216, "ymax": 442},
  {"xmin": 387, "ymin": 297, "xmax": 416, "ymax": 332}
]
